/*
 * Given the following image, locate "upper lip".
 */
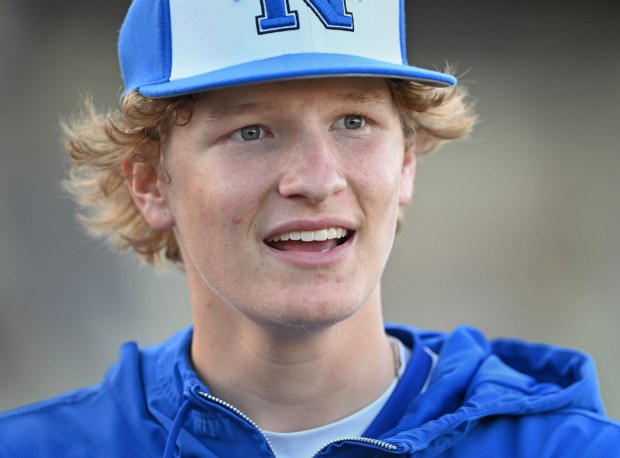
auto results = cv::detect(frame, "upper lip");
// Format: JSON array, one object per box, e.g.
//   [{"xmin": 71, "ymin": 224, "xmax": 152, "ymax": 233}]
[{"xmin": 263, "ymin": 218, "xmax": 356, "ymax": 242}]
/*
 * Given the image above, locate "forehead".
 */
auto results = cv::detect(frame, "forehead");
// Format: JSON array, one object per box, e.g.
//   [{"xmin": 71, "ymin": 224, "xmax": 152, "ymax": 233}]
[{"xmin": 193, "ymin": 77, "xmax": 396, "ymax": 116}]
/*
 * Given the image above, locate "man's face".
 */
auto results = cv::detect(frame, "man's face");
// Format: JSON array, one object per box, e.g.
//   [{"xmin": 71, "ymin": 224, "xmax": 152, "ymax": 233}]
[{"xmin": 153, "ymin": 78, "xmax": 415, "ymax": 329}]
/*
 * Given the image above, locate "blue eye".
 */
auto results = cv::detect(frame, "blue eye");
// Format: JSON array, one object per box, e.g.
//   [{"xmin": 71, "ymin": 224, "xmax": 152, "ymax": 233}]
[
  {"xmin": 233, "ymin": 125, "xmax": 264, "ymax": 141},
  {"xmin": 337, "ymin": 115, "xmax": 365, "ymax": 130}
]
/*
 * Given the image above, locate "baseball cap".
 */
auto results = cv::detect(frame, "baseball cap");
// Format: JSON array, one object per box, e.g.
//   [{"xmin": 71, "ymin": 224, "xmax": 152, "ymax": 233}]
[{"xmin": 118, "ymin": 0, "xmax": 456, "ymax": 98}]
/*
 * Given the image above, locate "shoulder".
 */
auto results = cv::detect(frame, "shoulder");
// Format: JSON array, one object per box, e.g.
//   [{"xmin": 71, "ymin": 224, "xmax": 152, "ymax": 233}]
[
  {"xmin": 0, "ymin": 329, "xmax": 195, "ymax": 458},
  {"xmin": 463, "ymin": 408, "xmax": 620, "ymax": 456},
  {"xmin": 0, "ymin": 385, "xmax": 101, "ymax": 425},
  {"xmin": 0, "ymin": 375, "xmax": 159, "ymax": 457},
  {"xmin": 0, "ymin": 338, "xmax": 160, "ymax": 457},
  {"xmin": 0, "ymin": 384, "xmax": 141, "ymax": 457},
  {"xmin": 549, "ymin": 409, "xmax": 620, "ymax": 450}
]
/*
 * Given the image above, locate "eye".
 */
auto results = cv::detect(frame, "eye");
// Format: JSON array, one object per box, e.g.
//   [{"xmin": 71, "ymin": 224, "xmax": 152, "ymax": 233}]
[
  {"xmin": 232, "ymin": 125, "xmax": 265, "ymax": 141},
  {"xmin": 335, "ymin": 115, "xmax": 366, "ymax": 130}
]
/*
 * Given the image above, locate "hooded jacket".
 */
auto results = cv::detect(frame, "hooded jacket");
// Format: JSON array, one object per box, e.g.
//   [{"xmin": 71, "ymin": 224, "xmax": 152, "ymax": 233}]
[{"xmin": 1, "ymin": 324, "xmax": 618, "ymax": 457}]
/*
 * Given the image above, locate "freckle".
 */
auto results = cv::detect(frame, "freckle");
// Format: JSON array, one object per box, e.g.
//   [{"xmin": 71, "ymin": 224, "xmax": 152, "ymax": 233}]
[{"xmin": 232, "ymin": 215, "xmax": 243, "ymax": 225}]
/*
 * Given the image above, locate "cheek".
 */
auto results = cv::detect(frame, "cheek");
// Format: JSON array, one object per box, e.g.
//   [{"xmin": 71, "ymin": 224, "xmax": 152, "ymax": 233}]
[
  {"xmin": 168, "ymin": 160, "xmax": 267, "ymax": 242},
  {"xmin": 349, "ymin": 141, "xmax": 404, "ymax": 204}
]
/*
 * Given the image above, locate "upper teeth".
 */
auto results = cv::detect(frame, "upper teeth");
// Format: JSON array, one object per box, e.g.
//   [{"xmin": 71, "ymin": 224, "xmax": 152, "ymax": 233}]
[{"xmin": 266, "ymin": 228, "xmax": 349, "ymax": 243}]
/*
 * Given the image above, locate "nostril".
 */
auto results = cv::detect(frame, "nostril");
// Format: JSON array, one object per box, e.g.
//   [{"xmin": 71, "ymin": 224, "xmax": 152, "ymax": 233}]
[{"xmin": 278, "ymin": 173, "xmax": 347, "ymax": 203}]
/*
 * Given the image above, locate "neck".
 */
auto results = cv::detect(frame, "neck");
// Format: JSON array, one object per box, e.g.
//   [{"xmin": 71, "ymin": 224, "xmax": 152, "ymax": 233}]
[{"xmin": 189, "ymin": 287, "xmax": 394, "ymax": 432}]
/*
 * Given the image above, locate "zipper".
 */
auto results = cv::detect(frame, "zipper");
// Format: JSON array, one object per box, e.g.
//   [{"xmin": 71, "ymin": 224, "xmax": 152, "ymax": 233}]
[
  {"xmin": 194, "ymin": 389, "xmax": 279, "ymax": 457},
  {"xmin": 193, "ymin": 388, "xmax": 400, "ymax": 457},
  {"xmin": 312, "ymin": 437, "xmax": 399, "ymax": 456}
]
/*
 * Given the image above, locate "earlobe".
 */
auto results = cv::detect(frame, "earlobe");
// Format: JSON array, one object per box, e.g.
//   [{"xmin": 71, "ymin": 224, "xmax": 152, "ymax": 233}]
[
  {"xmin": 123, "ymin": 159, "xmax": 175, "ymax": 231},
  {"xmin": 399, "ymin": 149, "xmax": 416, "ymax": 205}
]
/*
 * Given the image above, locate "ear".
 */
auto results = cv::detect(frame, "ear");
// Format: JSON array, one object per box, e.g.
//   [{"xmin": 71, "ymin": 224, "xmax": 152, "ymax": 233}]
[
  {"xmin": 123, "ymin": 159, "xmax": 175, "ymax": 231},
  {"xmin": 399, "ymin": 147, "xmax": 416, "ymax": 205}
]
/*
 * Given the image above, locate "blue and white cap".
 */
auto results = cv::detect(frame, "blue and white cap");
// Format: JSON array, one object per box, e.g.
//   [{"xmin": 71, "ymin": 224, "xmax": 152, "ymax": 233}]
[{"xmin": 119, "ymin": 0, "xmax": 456, "ymax": 98}]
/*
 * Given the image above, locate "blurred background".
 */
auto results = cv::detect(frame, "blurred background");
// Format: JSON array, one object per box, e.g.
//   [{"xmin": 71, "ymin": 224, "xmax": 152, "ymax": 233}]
[{"xmin": 1, "ymin": 0, "xmax": 618, "ymax": 419}]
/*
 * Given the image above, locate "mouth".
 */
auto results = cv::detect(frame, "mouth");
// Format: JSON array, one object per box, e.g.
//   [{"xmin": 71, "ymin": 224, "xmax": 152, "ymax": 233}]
[{"xmin": 264, "ymin": 227, "xmax": 353, "ymax": 253}]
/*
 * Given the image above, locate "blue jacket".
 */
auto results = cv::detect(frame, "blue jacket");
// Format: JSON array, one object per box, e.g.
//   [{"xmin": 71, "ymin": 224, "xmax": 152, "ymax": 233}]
[{"xmin": 1, "ymin": 324, "xmax": 618, "ymax": 457}]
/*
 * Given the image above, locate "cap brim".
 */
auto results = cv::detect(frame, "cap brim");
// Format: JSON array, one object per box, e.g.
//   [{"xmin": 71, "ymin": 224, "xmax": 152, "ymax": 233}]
[{"xmin": 135, "ymin": 53, "xmax": 456, "ymax": 98}]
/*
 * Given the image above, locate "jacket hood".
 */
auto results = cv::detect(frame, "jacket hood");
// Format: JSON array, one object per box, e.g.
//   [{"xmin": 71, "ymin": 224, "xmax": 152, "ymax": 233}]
[{"xmin": 381, "ymin": 324, "xmax": 607, "ymax": 455}]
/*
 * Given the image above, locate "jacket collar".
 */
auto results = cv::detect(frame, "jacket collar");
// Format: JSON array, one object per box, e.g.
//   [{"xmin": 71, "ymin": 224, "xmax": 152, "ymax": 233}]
[{"xmin": 120, "ymin": 324, "xmax": 603, "ymax": 456}]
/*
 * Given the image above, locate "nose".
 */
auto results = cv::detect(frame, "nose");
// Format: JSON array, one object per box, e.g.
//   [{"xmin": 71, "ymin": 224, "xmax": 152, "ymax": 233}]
[{"xmin": 278, "ymin": 132, "xmax": 347, "ymax": 204}]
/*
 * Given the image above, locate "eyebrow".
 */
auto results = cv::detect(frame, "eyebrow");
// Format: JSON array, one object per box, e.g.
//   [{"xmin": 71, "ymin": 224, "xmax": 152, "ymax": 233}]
[
  {"xmin": 339, "ymin": 90, "xmax": 393, "ymax": 111},
  {"xmin": 204, "ymin": 88, "xmax": 392, "ymax": 122},
  {"xmin": 202, "ymin": 102, "xmax": 268, "ymax": 123}
]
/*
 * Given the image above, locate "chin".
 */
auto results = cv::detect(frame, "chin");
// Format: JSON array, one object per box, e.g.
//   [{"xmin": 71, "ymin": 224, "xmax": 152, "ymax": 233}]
[{"xmin": 250, "ymin": 293, "xmax": 369, "ymax": 332}]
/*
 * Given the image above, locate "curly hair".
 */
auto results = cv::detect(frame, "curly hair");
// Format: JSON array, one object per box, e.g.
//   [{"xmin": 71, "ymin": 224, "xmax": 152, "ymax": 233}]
[{"xmin": 63, "ymin": 77, "xmax": 476, "ymax": 267}]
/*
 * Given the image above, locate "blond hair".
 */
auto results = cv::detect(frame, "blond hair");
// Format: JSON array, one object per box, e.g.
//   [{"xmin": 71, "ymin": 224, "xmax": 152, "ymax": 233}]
[{"xmin": 63, "ymin": 78, "xmax": 476, "ymax": 267}]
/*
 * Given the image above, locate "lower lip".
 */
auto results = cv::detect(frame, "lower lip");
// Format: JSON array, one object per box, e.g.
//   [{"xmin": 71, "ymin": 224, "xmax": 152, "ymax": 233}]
[{"xmin": 263, "ymin": 233, "xmax": 355, "ymax": 269}]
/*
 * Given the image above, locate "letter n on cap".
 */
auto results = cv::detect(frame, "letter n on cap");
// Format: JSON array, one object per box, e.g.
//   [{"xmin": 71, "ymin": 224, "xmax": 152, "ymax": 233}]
[{"xmin": 256, "ymin": 0, "xmax": 354, "ymax": 34}]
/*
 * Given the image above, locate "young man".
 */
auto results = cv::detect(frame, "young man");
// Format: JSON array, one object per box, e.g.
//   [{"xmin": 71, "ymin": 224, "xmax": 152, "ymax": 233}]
[{"xmin": 1, "ymin": 1, "xmax": 618, "ymax": 457}]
